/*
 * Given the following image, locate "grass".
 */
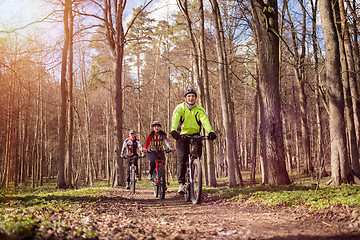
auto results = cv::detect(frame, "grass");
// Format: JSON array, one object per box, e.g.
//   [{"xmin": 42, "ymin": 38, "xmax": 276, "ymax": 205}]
[
  {"xmin": 203, "ymin": 183, "xmax": 360, "ymax": 210},
  {"xmin": 0, "ymin": 180, "xmax": 111, "ymax": 238},
  {"xmin": 203, "ymin": 174, "xmax": 360, "ymax": 212}
]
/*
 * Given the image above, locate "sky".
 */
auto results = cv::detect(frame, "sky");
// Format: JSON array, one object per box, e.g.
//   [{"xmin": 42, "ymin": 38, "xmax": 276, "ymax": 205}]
[
  {"xmin": 0, "ymin": 0, "xmax": 178, "ymax": 32},
  {"xmin": 0, "ymin": 0, "xmax": 45, "ymax": 30},
  {"xmin": 0, "ymin": 0, "xmax": 179, "ymax": 81}
]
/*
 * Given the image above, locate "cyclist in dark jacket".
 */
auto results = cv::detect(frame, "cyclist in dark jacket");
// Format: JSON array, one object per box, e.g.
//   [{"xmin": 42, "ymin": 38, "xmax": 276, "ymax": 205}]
[
  {"xmin": 170, "ymin": 89, "xmax": 216, "ymax": 193},
  {"xmin": 143, "ymin": 121, "xmax": 174, "ymax": 180},
  {"xmin": 121, "ymin": 130, "xmax": 143, "ymax": 189}
]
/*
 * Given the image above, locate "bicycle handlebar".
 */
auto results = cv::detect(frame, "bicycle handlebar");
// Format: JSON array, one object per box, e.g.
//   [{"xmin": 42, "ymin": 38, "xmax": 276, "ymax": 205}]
[
  {"xmin": 121, "ymin": 154, "xmax": 146, "ymax": 159},
  {"xmin": 147, "ymin": 149, "xmax": 173, "ymax": 154},
  {"xmin": 181, "ymin": 135, "xmax": 209, "ymax": 140}
]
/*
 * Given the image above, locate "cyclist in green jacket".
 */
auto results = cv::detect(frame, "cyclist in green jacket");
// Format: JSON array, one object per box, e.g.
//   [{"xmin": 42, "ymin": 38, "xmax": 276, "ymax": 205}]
[{"xmin": 170, "ymin": 88, "xmax": 216, "ymax": 194}]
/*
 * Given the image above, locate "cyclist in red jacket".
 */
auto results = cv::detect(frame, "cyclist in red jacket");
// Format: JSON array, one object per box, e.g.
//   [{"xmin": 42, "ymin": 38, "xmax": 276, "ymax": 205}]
[{"xmin": 142, "ymin": 121, "xmax": 175, "ymax": 180}]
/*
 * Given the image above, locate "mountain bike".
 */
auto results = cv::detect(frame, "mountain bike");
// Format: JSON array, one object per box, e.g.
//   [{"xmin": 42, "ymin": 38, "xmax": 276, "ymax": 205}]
[
  {"xmin": 123, "ymin": 154, "xmax": 145, "ymax": 194},
  {"xmin": 182, "ymin": 135, "xmax": 209, "ymax": 204},
  {"xmin": 148, "ymin": 149, "xmax": 172, "ymax": 199}
]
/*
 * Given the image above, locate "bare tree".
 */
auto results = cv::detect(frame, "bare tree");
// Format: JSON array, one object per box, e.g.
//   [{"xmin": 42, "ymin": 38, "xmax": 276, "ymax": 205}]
[
  {"xmin": 209, "ymin": 0, "xmax": 239, "ymax": 187},
  {"xmin": 58, "ymin": 0, "xmax": 71, "ymax": 189},
  {"xmin": 94, "ymin": 0, "xmax": 154, "ymax": 186},
  {"xmin": 199, "ymin": 0, "xmax": 216, "ymax": 187},
  {"xmin": 248, "ymin": 0, "xmax": 290, "ymax": 185},
  {"xmin": 285, "ymin": 0, "xmax": 313, "ymax": 174},
  {"xmin": 310, "ymin": 0, "xmax": 328, "ymax": 178},
  {"xmin": 338, "ymin": 0, "xmax": 360, "ymax": 181},
  {"xmin": 319, "ymin": 0, "xmax": 351, "ymax": 184}
]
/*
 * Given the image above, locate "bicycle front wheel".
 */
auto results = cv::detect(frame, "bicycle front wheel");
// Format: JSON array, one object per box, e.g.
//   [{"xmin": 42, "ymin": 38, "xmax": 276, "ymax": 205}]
[
  {"xmin": 190, "ymin": 158, "xmax": 202, "ymax": 204},
  {"xmin": 152, "ymin": 173, "xmax": 158, "ymax": 197},
  {"xmin": 131, "ymin": 166, "xmax": 136, "ymax": 194},
  {"xmin": 157, "ymin": 163, "xmax": 166, "ymax": 199}
]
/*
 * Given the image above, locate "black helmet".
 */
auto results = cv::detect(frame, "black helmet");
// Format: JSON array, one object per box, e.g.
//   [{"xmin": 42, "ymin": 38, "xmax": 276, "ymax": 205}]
[
  {"xmin": 184, "ymin": 88, "xmax": 197, "ymax": 97},
  {"xmin": 152, "ymin": 121, "xmax": 161, "ymax": 127}
]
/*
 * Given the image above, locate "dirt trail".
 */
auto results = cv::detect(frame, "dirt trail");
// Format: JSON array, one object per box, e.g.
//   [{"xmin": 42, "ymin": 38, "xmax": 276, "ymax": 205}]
[{"xmin": 49, "ymin": 186, "xmax": 360, "ymax": 240}]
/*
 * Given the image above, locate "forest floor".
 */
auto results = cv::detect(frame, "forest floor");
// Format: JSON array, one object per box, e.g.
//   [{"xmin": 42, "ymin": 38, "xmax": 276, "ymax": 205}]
[{"xmin": 31, "ymin": 185, "xmax": 360, "ymax": 240}]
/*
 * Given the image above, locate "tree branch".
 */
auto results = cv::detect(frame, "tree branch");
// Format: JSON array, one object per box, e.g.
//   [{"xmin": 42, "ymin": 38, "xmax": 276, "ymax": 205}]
[{"xmin": 0, "ymin": 11, "xmax": 58, "ymax": 34}]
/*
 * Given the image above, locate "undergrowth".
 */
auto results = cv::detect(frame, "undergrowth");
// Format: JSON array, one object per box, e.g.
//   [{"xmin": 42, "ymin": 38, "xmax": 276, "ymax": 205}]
[
  {"xmin": 204, "ymin": 183, "xmax": 360, "ymax": 211},
  {"xmin": 0, "ymin": 181, "xmax": 110, "ymax": 238}
]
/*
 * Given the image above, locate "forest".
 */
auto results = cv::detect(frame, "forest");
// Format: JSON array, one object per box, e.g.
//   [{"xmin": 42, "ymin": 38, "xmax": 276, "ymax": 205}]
[{"xmin": 1, "ymin": 0, "xmax": 360, "ymax": 190}]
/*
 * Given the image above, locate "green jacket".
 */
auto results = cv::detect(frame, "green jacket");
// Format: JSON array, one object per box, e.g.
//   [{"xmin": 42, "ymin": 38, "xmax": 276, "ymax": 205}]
[{"xmin": 171, "ymin": 102, "xmax": 214, "ymax": 135}]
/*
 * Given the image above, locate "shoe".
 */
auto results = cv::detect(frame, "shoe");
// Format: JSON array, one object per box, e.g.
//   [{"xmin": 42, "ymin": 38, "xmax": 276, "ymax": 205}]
[
  {"xmin": 125, "ymin": 183, "xmax": 130, "ymax": 189},
  {"xmin": 178, "ymin": 183, "xmax": 185, "ymax": 194},
  {"xmin": 147, "ymin": 174, "xmax": 152, "ymax": 181}
]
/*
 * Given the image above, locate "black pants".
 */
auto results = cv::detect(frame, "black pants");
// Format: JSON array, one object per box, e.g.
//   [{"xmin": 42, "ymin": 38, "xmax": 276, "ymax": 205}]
[
  {"xmin": 147, "ymin": 151, "xmax": 165, "ymax": 176},
  {"xmin": 126, "ymin": 156, "xmax": 139, "ymax": 183},
  {"xmin": 176, "ymin": 136, "xmax": 202, "ymax": 184}
]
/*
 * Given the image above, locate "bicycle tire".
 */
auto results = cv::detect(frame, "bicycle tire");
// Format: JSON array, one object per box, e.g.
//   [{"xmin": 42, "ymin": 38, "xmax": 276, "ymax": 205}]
[
  {"xmin": 184, "ymin": 183, "xmax": 191, "ymax": 202},
  {"xmin": 152, "ymin": 173, "xmax": 158, "ymax": 197},
  {"xmin": 131, "ymin": 166, "xmax": 136, "ymax": 194},
  {"xmin": 158, "ymin": 163, "xmax": 166, "ymax": 199},
  {"xmin": 191, "ymin": 158, "xmax": 202, "ymax": 204}
]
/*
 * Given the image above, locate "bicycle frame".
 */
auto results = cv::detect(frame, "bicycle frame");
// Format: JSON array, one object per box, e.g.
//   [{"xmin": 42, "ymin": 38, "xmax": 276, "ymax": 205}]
[
  {"xmin": 123, "ymin": 154, "xmax": 144, "ymax": 193},
  {"xmin": 155, "ymin": 158, "xmax": 165, "ymax": 183},
  {"xmin": 148, "ymin": 149, "xmax": 171, "ymax": 199}
]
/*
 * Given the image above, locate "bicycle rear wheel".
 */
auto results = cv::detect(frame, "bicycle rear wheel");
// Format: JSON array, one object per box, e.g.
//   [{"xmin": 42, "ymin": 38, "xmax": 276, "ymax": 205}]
[
  {"xmin": 157, "ymin": 163, "xmax": 166, "ymax": 199},
  {"xmin": 190, "ymin": 158, "xmax": 202, "ymax": 204},
  {"xmin": 131, "ymin": 166, "xmax": 136, "ymax": 194}
]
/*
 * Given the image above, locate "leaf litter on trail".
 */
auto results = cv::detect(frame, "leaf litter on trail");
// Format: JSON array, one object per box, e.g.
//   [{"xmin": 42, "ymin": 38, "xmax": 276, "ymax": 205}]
[{"xmin": 2, "ymin": 187, "xmax": 360, "ymax": 239}]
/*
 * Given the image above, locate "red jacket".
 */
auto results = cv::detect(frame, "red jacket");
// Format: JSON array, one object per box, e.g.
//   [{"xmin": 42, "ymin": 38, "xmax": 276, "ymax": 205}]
[{"xmin": 143, "ymin": 130, "xmax": 172, "ymax": 151}]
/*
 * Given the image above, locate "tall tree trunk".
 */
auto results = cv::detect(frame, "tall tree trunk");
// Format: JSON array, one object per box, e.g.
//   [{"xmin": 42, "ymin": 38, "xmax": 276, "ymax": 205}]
[
  {"xmin": 210, "ymin": 0, "xmax": 238, "ymax": 187},
  {"xmin": 311, "ymin": 0, "xmax": 327, "ymax": 178},
  {"xmin": 84, "ymin": 87, "xmax": 94, "ymax": 187},
  {"xmin": 339, "ymin": 0, "xmax": 360, "ymax": 180},
  {"xmin": 136, "ymin": 52, "xmax": 142, "ymax": 180},
  {"xmin": 286, "ymin": 1, "xmax": 313, "ymax": 174},
  {"xmin": 243, "ymin": 87, "xmax": 248, "ymax": 170},
  {"xmin": 336, "ymin": 1, "xmax": 356, "ymax": 184},
  {"xmin": 220, "ymin": 2, "xmax": 242, "ymax": 186},
  {"xmin": 319, "ymin": 0, "xmax": 351, "ymax": 185},
  {"xmin": 39, "ymin": 68, "xmax": 45, "ymax": 187},
  {"xmin": 251, "ymin": 87, "xmax": 259, "ymax": 185},
  {"xmin": 199, "ymin": 0, "xmax": 216, "ymax": 187},
  {"xmin": 150, "ymin": 45, "xmax": 160, "ymax": 124},
  {"xmin": 66, "ymin": 3, "xmax": 74, "ymax": 188},
  {"xmin": 3, "ymin": 74, "xmax": 15, "ymax": 188},
  {"xmin": 106, "ymin": 87, "xmax": 111, "ymax": 186},
  {"xmin": 58, "ymin": 0, "xmax": 70, "ymax": 189},
  {"xmin": 103, "ymin": 0, "xmax": 126, "ymax": 186},
  {"xmin": 248, "ymin": 0, "xmax": 290, "ymax": 185},
  {"xmin": 32, "ymin": 87, "xmax": 40, "ymax": 188}
]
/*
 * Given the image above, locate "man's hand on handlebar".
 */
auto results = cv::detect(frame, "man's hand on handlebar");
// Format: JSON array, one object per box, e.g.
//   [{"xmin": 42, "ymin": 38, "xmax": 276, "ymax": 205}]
[{"xmin": 208, "ymin": 132, "xmax": 217, "ymax": 141}]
